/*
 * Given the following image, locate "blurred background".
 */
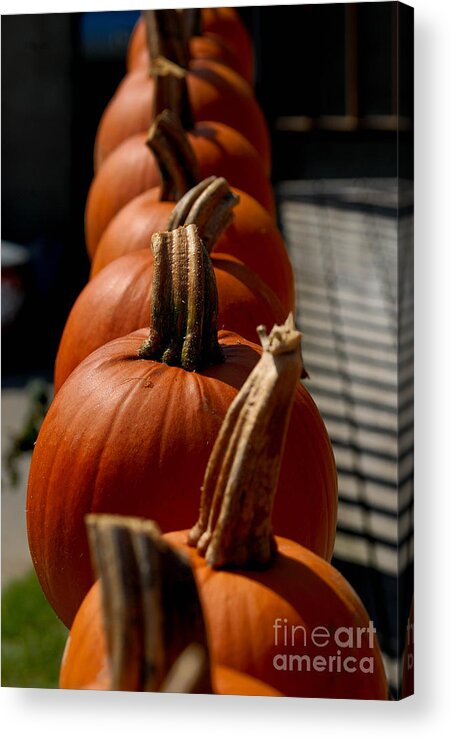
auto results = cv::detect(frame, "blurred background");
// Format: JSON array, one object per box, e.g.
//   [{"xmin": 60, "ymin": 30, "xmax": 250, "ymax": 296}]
[{"xmin": 1, "ymin": 3, "xmax": 413, "ymax": 696}]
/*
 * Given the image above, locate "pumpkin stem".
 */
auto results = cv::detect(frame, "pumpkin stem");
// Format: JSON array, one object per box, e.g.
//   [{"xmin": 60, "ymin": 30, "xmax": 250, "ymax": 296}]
[
  {"xmin": 188, "ymin": 314, "xmax": 303, "ymax": 569},
  {"xmin": 146, "ymin": 111, "xmax": 199, "ymax": 203},
  {"xmin": 86, "ymin": 514, "xmax": 212, "ymax": 694},
  {"xmin": 143, "ymin": 9, "xmax": 189, "ymax": 68},
  {"xmin": 181, "ymin": 8, "xmax": 202, "ymax": 40},
  {"xmin": 143, "ymin": 9, "xmax": 194, "ymax": 130},
  {"xmin": 138, "ymin": 224, "xmax": 224, "ymax": 372},
  {"xmin": 167, "ymin": 176, "xmax": 240, "ymax": 253},
  {"xmin": 161, "ymin": 644, "xmax": 210, "ymax": 694}
]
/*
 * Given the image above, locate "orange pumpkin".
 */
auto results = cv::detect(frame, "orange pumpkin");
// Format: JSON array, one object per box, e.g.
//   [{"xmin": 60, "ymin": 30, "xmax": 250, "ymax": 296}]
[
  {"xmin": 56, "ymin": 186, "xmax": 286, "ymax": 391},
  {"xmin": 160, "ymin": 320, "xmax": 386, "ymax": 698},
  {"xmin": 27, "ymin": 242, "xmax": 336, "ymax": 628},
  {"xmin": 60, "ymin": 515, "xmax": 281, "ymax": 697},
  {"xmin": 62, "ymin": 524, "xmax": 387, "ymax": 698},
  {"xmin": 127, "ymin": 7, "xmax": 254, "ymax": 85},
  {"xmin": 129, "ymin": 23, "xmax": 253, "ymax": 85},
  {"xmin": 200, "ymin": 6, "xmax": 254, "ymax": 74},
  {"xmin": 95, "ymin": 11, "xmax": 268, "ymax": 171},
  {"xmin": 95, "ymin": 63, "xmax": 269, "ymax": 173},
  {"xmin": 86, "ymin": 111, "xmax": 275, "ymax": 256},
  {"xmin": 91, "ymin": 175, "xmax": 294, "ymax": 316},
  {"xmin": 166, "ymin": 532, "xmax": 388, "ymax": 699}
]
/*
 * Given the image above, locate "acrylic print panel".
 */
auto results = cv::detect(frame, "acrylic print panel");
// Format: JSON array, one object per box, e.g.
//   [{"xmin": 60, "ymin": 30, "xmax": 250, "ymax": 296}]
[{"xmin": 1, "ymin": 3, "xmax": 413, "ymax": 700}]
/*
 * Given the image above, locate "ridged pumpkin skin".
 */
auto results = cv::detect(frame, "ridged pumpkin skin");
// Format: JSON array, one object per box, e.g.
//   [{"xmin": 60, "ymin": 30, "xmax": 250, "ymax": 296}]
[
  {"xmin": 129, "ymin": 33, "xmax": 253, "ymax": 86},
  {"xmin": 27, "ymin": 329, "xmax": 337, "ymax": 627},
  {"xmin": 91, "ymin": 187, "xmax": 295, "ymax": 315},
  {"xmin": 59, "ymin": 589, "xmax": 280, "ymax": 696},
  {"xmin": 54, "ymin": 249, "xmax": 287, "ymax": 393},
  {"xmin": 94, "ymin": 61, "xmax": 270, "ymax": 173},
  {"xmin": 165, "ymin": 532, "xmax": 388, "ymax": 700},
  {"xmin": 59, "ymin": 534, "xmax": 387, "ymax": 700},
  {"xmin": 127, "ymin": 7, "xmax": 254, "ymax": 83},
  {"xmin": 86, "ymin": 122, "xmax": 275, "ymax": 257}
]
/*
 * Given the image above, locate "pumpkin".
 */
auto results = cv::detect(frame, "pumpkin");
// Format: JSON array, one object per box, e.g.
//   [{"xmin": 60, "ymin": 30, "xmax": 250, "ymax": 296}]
[
  {"xmin": 159, "ymin": 319, "xmax": 386, "ymax": 698},
  {"xmin": 127, "ymin": 7, "xmax": 254, "ymax": 85},
  {"xmin": 56, "ymin": 184, "xmax": 286, "ymax": 391},
  {"xmin": 27, "ymin": 236, "xmax": 336, "ymax": 627},
  {"xmin": 87, "ymin": 111, "xmax": 196, "ymax": 259},
  {"xmin": 86, "ymin": 110, "xmax": 275, "ymax": 256},
  {"xmin": 129, "ymin": 15, "xmax": 253, "ymax": 85},
  {"xmin": 166, "ymin": 533, "xmax": 388, "ymax": 699},
  {"xmin": 94, "ymin": 10, "xmax": 269, "ymax": 172},
  {"xmin": 91, "ymin": 173, "xmax": 294, "ymax": 315},
  {"xmin": 60, "ymin": 515, "xmax": 281, "ymax": 697},
  {"xmin": 199, "ymin": 7, "xmax": 254, "ymax": 75}
]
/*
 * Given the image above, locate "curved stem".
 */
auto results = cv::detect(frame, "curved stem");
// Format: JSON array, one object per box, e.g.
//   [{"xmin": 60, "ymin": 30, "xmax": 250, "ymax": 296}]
[
  {"xmin": 143, "ymin": 9, "xmax": 194, "ymax": 129},
  {"xmin": 167, "ymin": 176, "xmax": 240, "ymax": 253},
  {"xmin": 146, "ymin": 111, "xmax": 199, "ymax": 202},
  {"xmin": 138, "ymin": 224, "xmax": 224, "ymax": 372},
  {"xmin": 86, "ymin": 514, "xmax": 212, "ymax": 693},
  {"xmin": 188, "ymin": 315, "xmax": 303, "ymax": 569}
]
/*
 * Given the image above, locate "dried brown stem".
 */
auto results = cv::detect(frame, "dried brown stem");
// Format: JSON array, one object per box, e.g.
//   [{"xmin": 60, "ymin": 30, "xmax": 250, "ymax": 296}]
[
  {"xmin": 146, "ymin": 111, "xmax": 199, "ymax": 202},
  {"xmin": 160, "ymin": 644, "xmax": 211, "ymax": 694},
  {"xmin": 86, "ymin": 514, "xmax": 212, "ymax": 693},
  {"xmin": 138, "ymin": 224, "xmax": 223, "ymax": 371},
  {"xmin": 143, "ymin": 10, "xmax": 193, "ymax": 129},
  {"xmin": 188, "ymin": 315, "xmax": 303, "ymax": 569},
  {"xmin": 180, "ymin": 8, "xmax": 202, "ymax": 40},
  {"xmin": 167, "ymin": 176, "xmax": 240, "ymax": 253},
  {"xmin": 143, "ymin": 9, "xmax": 189, "ymax": 68}
]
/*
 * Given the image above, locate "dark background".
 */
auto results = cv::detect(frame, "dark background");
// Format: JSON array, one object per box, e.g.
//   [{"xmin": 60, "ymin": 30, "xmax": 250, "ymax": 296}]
[{"xmin": 1, "ymin": 2, "xmax": 413, "ymax": 375}]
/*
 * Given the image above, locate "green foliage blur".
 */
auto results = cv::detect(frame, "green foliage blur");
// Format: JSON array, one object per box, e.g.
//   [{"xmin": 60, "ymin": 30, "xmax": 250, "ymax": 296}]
[{"xmin": 1, "ymin": 569, "xmax": 67, "ymax": 688}]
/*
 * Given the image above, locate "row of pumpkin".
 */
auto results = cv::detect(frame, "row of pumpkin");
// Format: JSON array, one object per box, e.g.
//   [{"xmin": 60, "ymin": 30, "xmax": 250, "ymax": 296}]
[{"xmin": 26, "ymin": 7, "xmax": 389, "ymax": 699}]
